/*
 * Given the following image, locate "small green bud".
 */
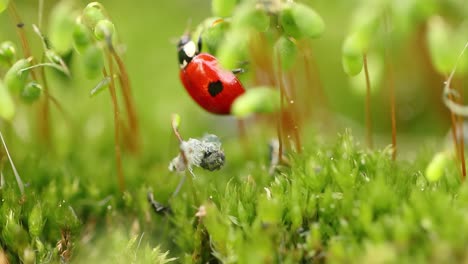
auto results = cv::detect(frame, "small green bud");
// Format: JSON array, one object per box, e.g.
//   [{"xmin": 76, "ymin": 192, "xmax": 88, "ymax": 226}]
[
  {"xmin": 231, "ymin": 87, "xmax": 281, "ymax": 117},
  {"xmin": 21, "ymin": 82, "xmax": 42, "ymax": 104},
  {"xmin": 82, "ymin": 2, "xmax": 106, "ymax": 29},
  {"xmin": 0, "ymin": 79, "xmax": 15, "ymax": 121},
  {"xmin": 212, "ymin": 0, "xmax": 236, "ymax": 17},
  {"xmin": 48, "ymin": 0, "xmax": 76, "ymax": 54},
  {"xmin": 73, "ymin": 22, "xmax": 93, "ymax": 54},
  {"xmin": 0, "ymin": 0, "xmax": 9, "ymax": 13},
  {"xmin": 341, "ymin": 34, "xmax": 372, "ymax": 76},
  {"xmin": 54, "ymin": 202, "xmax": 80, "ymax": 231},
  {"xmin": 256, "ymin": 194, "xmax": 283, "ymax": 225},
  {"xmin": 23, "ymin": 247, "xmax": 35, "ymax": 264},
  {"xmin": 82, "ymin": 45, "xmax": 104, "ymax": 79},
  {"xmin": 28, "ymin": 203, "xmax": 44, "ymax": 237},
  {"xmin": 217, "ymin": 29, "xmax": 249, "ymax": 70},
  {"xmin": 425, "ymin": 151, "xmax": 450, "ymax": 182},
  {"xmin": 279, "ymin": 5, "xmax": 301, "ymax": 38},
  {"xmin": 201, "ymin": 203, "xmax": 230, "ymax": 246},
  {"xmin": 274, "ymin": 36, "xmax": 297, "ymax": 71},
  {"xmin": 0, "ymin": 41, "xmax": 16, "ymax": 66},
  {"xmin": 342, "ymin": 54, "xmax": 363, "ymax": 76},
  {"xmin": 203, "ymin": 18, "xmax": 229, "ymax": 54},
  {"xmin": 232, "ymin": 4, "xmax": 269, "ymax": 32},
  {"xmin": 94, "ymin": 19, "xmax": 115, "ymax": 41},
  {"xmin": 2, "ymin": 211, "xmax": 29, "ymax": 253},
  {"xmin": 172, "ymin": 113, "xmax": 181, "ymax": 130},
  {"xmin": 4, "ymin": 58, "xmax": 30, "ymax": 93},
  {"xmin": 280, "ymin": 3, "xmax": 325, "ymax": 39}
]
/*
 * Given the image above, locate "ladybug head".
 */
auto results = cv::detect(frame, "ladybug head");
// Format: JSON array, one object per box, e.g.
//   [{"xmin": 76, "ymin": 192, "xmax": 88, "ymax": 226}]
[{"xmin": 177, "ymin": 35, "xmax": 198, "ymax": 69}]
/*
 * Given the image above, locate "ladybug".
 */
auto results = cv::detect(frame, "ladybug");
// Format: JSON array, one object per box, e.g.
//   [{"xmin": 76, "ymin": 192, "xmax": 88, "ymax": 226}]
[{"xmin": 177, "ymin": 34, "xmax": 245, "ymax": 115}]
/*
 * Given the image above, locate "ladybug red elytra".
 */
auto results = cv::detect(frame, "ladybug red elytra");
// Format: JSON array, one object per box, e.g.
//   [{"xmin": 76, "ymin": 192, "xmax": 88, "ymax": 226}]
[{"xmin": 177, "ymin": 34, "xmax": 245, "ymax": 115}]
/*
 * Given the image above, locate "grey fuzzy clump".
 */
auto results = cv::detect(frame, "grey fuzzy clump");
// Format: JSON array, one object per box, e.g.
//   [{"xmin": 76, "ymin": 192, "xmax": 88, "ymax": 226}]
[{"xmin": 169, "ymin": 134, "xmax": 225, "ymax": 172}]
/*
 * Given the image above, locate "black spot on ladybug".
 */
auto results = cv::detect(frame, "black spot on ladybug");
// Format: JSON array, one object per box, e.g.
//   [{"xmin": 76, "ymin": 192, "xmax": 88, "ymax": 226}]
[{"xmin": 208, "ymin": 81, "xmax": 223, "ymax": 97}]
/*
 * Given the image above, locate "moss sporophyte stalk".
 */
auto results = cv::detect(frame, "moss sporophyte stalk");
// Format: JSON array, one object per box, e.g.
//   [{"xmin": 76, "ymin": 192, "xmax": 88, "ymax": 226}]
[{"xmin": 0, "ymin": 0, "xmax": 468, "ymax": 263}]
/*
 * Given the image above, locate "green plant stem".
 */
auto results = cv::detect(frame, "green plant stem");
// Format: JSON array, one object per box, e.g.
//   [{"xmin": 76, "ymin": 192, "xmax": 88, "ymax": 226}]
[
  {"xmin": 104, "ymin": 53, "xmax": 126, "ymax": 192},
  {"xmin": 8, "ymin": 2, "xmax": 37, "ymax": 80},
  {"xmin": 456, "ymin": 78, "xmax": 466, "ymax": 180},
  {"xmin": 171, "ymin": 115, "xmax": 198, "ymax": 203},
  {"xmin": 39, "ymin": 65, "xmax": 52, "ymax": 146},
  {"xmin": 363, "ymin": 53, "xmax": 373, "ymax": 149}
]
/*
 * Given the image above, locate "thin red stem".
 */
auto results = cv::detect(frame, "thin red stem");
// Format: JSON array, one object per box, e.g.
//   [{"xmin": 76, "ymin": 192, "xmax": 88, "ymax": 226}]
[
  {"xmin": 363, "ymin": 54, "xmax": 373, "ymax": 149},
  {"xmin": 104, "ymin": 53, "xmax": 125, "ymax": 192}
]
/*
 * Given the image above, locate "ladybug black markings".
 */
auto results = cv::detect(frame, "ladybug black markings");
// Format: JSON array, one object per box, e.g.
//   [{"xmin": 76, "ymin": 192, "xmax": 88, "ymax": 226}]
[{"xmin": 208, "ymin": 80, "xmax": 223, "ymax": 97}]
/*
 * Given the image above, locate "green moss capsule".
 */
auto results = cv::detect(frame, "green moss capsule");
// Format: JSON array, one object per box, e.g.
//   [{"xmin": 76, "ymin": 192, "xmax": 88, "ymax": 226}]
[
  {"xmin": 82, "ymin": 45, "xmax": 104, "ymax": 79},
  {"xmin": 82, "ymin": 2, "xmax": 106, "ymax": 30},
  {"xmin": 274, "ymin": 36, "xmax": 297, "ymax": 71},
  {"xmin": 203, "ymin": 19, "xmax": 229, "ymax": 54},
  {"xmin": 0, "ymin": 79, "xmax": 15, "ymax": 121},
  {"xmin": 48, "ymin": 1, "xmax": 76, "ymax": 54},
  {"xmin": 217, "ymin": 28, "xmax": 249, "ymax": 70},
  {"xmin": 0, "ymin": 41, "xmax": 16, "ymax": 67},
  {"xmin": 21, "ymin": 82, "xmax": 42, "ymax": 104},
  {"xmin": 342, "ymin": 34, "xmax": 366, "ymax": 76},
  {"xmin": 280, "ymin": 3, "xmax": 325, "ymax": 39},
  {"xmin": 212, "ymin": 0, "xmax": 236, "ymax": 17},
  {"xmin": 4, "ymin": 58, "xmax": 30, "ymax": 93},
  {"xmin": 0, "ymin": 0, "xmax": 9, "ymax": 13},
  {"xmin": 425, "ymin": 151, "xmax": 450, "ymax": 182},
  {"xmin": 73, "ymin": 22, "xmax": 93, "ymax": 54},
  {"xmin": 94, "ymin": 19, "xmax": 115, "ymax": 41},
  {"xmin": 232, "ymin": 3, "xmax": 269, "ymax": 32},
  {"xmin": 231, "ymin": 87, "xmax": 281, "ymax": 117},
  {"xmin": 342, "ymin": 54, "xmax": 363, "ymax": 77}
]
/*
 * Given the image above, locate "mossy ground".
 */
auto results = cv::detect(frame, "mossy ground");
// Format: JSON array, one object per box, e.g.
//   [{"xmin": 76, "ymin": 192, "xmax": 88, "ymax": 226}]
[{"xmin": 1, "ymin": 128, "xmax": 467, "ymax": 263}]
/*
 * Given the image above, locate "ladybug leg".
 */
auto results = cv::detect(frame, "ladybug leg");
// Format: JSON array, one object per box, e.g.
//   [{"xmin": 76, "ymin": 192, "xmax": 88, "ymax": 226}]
[
  {"xmin": 197, "ymin": 34, "xmax": 202, "ymax": 54},
  {"xmin": 232, "ymin": 68, "xmax": 245, "ymax": 75}
]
